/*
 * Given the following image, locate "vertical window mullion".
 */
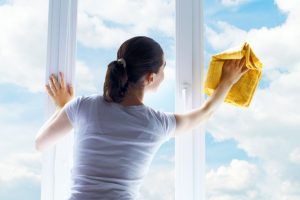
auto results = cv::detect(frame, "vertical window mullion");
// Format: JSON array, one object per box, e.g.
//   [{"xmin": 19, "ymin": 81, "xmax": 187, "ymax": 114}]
[
  {"xmin": 43, "ymin": 0, "xmax": 78, "ymax": 199},
  {"xmin": 175, "ymin": 0, "xmax": 205, "ymax": 199}
]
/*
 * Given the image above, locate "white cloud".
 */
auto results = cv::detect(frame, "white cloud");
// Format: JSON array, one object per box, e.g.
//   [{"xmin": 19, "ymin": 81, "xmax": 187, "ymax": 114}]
[
  {"xmin": 138, "ymin": 166, "xmax": 174, "ymax": 200},
  {"xmin": 0, "ymin": 91, "xmax": 42, "ymax": 198},
  {"xmin": 77, "ymin": 0, "xmax": 175, "ymax": 49},
  {"xmin": 0, "ymin": 153, "xmax": 41, "ymax": 182},
  {"xmin": 221, "ymin": 0, "xmax": 249, "ymax": 7},
  {"xmin": 205, "ymin": 0, "xmax": 300, "ymax": 199},
  {"xmin": 0, "ymin": 0, "xmax": 48, "ymax": 92},
  {"xmin": 206, "ymin": 159, "xmax": 264, "ymax": 200},
  {"xmin": 289, "ymin": 148, "xmax": 300, "ymax": 165},
  {"xmin": 206, "ymin": 160, "xmax": 259, "ymax": 191},
  {"xmin": 0, "ymin": 94, "xmax": 49, "ymax": 159},
  {"xmin": 0, "ymin": 0, "xmax": 174, "ymax": 94},
  {"xmin": 0, "ymin": 0, "xmax": 97, "ymax": 93},
  {"xmin": 205, "ymin": 22, "xmax": 247, "ymax": 52},
  {"xmin": 0, "ymin": 153, "xmax": 41, "ymax": 199},
  {"xmin": 206, "ymin": 48, "xmax": 300, "ymax": 199},
  {"xmin": 75, "ymin": 60, "xmax": 98, "ymax": 94},
  {"xmin": 206, "ymin": 1, "xmax": 300, "ymax": 80},
  {"xmin": 279, "ymin": 180, "xmax": 300, "ymax": 200}
]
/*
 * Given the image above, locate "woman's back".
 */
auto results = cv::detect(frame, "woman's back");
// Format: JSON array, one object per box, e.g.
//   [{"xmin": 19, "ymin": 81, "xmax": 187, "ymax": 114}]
[{"xmin": 64, "ymin": 94, "xmax": 176, "ymax": 199}]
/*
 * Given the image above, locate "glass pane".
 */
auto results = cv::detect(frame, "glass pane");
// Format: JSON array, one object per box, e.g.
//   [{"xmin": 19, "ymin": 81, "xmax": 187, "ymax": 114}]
[
  {"xmin": 75, "ymin": 0, "xmax": 175, "ymax": 199},
  {"xmin": 204, "ymin": 0, "xmax": 299, "ymax": 199},
  {"xmin": 0, "ymin": 0, "xmax": 49, "ymax": 199}
]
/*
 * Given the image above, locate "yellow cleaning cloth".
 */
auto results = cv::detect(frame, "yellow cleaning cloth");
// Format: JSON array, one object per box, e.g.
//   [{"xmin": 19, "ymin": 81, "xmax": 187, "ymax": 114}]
[{"xmin": 204, "ymin": 42, "xmax": 263, "ymax": 108}]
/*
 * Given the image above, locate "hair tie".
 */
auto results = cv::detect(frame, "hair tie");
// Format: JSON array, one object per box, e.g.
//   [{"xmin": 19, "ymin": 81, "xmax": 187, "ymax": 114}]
[{"xmin": 117, "ymin": 58, "xmax": 126, "ymax": 68}]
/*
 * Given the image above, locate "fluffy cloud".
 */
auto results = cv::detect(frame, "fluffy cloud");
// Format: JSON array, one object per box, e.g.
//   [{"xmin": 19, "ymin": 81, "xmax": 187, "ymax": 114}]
[
  {"xmin": 75, "ymin": 60, "xmax": 98, "ymax": 94},
  {"xmin": 205, "ymin": 0, "xmax": 300, "ymax": 199},
  {"xmin": 0, "ymin": 99, "xmax": 41, "ymax": 160},
  {"xmin": 0, "ymin": 153, "xmax": 41, "ymax": 182},
  {"xmin": 221, "ymin": 0, "xmax": 249, "ymax": 7},
  {"xmin": 0, "ymin": 0, "xmax": 48, "ymax": 92},
  {"xmin": 0, "ymin": 0, "xmax": 174, "ymax": 94},
  {"xmin": 289, "ymin": 148, "xmax": 300, "ymax": 165},
  {"xmin": 77, "ymin": 0, "xmax": 175, "ymax": 49},
  {"xmin": 0, "ymin": 99, "xmax": 42, "ymax": 199},
  {"xmin": 206, "ymin": 159, "xmax": 264, "ymax": 200},
  {"xmin": 0, "ymin": 153, "xmax": 41, "ymax": 199},
  {"xmin": 0, "ymin": 0, "xmax": 97, "ymax": 93},
  {"xmin": 206, "ymin": 2, "xmax": 300, "ymax": 80},
  {"xmin": 138, "ymin": 166, "xmax": 174, "ymax": 200}
]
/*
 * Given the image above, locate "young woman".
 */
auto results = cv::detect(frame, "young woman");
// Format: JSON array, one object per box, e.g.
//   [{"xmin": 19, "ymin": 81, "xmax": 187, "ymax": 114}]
[{"xmin": 35, "ymin": 36, "xmax": 248, "ymax": 199}]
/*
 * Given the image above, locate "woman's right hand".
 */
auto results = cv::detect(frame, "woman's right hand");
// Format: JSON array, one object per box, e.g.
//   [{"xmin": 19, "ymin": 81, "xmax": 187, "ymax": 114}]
[
  {"xmin": 219, "ymin": 56, "xmax": 249, "ymax": 85},
  {"xmin": 45, "ymin": 72, "xmax": 75, "ymax": 109}
]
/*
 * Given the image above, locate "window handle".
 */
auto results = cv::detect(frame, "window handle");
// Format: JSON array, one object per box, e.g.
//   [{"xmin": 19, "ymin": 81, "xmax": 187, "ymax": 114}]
[{"xmin": 181, "ymin": 82, "xmax": 189, "ymax": 111}]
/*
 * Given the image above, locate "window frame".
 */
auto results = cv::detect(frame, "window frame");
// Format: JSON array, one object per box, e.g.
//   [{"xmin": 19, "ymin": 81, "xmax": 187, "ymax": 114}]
[
  {"xmin": 175, "ymin": 0, "xmax": 205, "ymax": 199},
  {"xmin": 42, "ymin": 0, "xmax": 205, "ymax": 199},
  {"xmin": 43, "ymin": 0, "xmax": 78, "ymax": 199}
]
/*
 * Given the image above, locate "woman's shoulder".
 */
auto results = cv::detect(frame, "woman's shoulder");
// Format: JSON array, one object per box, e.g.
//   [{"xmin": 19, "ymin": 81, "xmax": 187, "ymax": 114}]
[
  {"xmin": 71, "ymin": 94, "xmax": 103, "ymax": 110},
  {"xmin": 77, "ymin": 93, "xmax": 102, "ymax": 101}
]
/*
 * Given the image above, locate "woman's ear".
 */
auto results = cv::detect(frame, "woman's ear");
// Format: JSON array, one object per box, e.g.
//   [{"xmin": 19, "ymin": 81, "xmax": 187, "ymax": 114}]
[{"xmin": 143, "ymin": 72, "xmax": 156, "ymax": 86}]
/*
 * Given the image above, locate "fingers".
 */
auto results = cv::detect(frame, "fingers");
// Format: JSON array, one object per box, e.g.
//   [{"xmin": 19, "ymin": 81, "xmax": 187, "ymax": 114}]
[
  {"xmin": 223, "ymin": 60, "xmax": 229, "ymax": 68},
  {"xmin": 47, "ymin": 72, "xmax": 74, "ymax": 97},
  {"xmin": 230, "ymin": 59, "xmax": 239, "ymax": 69},
  {"xmin": 49, "ymin": 75, "xmax": 57, "ymax": 93},
  {"xmin": 241, "ymin": 66, "xmax": 249, "ymax": 74},
  {"xmin": 68, "ymin": 84, "xmax": 74, "ymax": 96},
  {"xmin": 234, "ymin": 59, "xmax": 240, "ymax": 67},
  {"xmin": 47, "ymin": 73, "xmax": 58, "ymax": 96},
  {"xmin": 239, "ymin": 56, "xmax": 246, "ymax": 69},
  {"xmin": 59, "ymin": 71, "xmax": 66, "ymax": 89},
  {"xmin": 224, "ymin": 59, "xmax": 237, "ymax": 69},
  {"xmin": 48, "ymin": 73, "xmax": 61, "ymax": 96},
  {"xmin": 51, "ymin": 74, "xmax": 60, "ymax": 90},
  {"xmin": 45, "ymin": 84, "xmax": 55, "ymax": 97},
  {"xmin": 235, "ymin": 57, "xmax": 244, "ymax": 70}
]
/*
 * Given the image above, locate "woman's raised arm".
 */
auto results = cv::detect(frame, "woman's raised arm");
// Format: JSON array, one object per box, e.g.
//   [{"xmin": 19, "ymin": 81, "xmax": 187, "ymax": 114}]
[
  {"xmin": 35, "ymin": 72, "xmax": 75, "ymax": 151},
  {"xmin": 173, "ymin": 57, "xmax": 248, "ymax": 136}
]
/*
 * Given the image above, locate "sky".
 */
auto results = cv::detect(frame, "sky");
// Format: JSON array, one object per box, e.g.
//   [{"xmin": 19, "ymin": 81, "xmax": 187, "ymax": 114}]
[{"xmin": 0, "ymin": 0, "xmax": 299, "ymax": 199}]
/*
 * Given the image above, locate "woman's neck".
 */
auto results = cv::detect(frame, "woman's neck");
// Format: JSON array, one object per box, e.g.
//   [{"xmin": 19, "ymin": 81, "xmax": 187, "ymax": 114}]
[{"xmin": 120, "ymin": 85, "xmax": 144, "ymax": 106}]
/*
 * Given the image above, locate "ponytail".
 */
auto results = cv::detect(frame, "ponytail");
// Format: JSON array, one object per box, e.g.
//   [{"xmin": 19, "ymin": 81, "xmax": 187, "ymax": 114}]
[{"xmin": 103, "ymin": 59, "xmax": 129, "ymax": 103}]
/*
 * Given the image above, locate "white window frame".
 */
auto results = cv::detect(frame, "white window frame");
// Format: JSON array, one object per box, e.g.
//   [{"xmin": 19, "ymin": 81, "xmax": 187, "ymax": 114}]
[
  {"xmin": 175, "ymin": 0, "xmax": 205, "ymax": 199},
  {"xmin": 42, "ymin": 0, "xmax": 205, "ymax": 199},
  {"xmin": 43, "ymin": 0, "xmax": 77, "ymax": 199}
]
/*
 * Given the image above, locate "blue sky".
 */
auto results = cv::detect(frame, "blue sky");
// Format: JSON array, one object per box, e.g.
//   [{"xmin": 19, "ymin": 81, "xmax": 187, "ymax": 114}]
[
  {"xmin": 1, "ymin": 0, "xmax": 300, "ymax": 199},
  {"xmin": 203, "ymin": 0, "xmax": 287, "ymax": 170},
  {"xmin": 204, "ymin": 0, "xmax": 286, "ymax": 31}
]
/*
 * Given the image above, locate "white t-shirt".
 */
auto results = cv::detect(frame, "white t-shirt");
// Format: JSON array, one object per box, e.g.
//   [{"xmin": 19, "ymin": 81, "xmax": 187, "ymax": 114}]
[{"xmin": 64, "ymin": 94, "xmax": 176, "ymax": 200}]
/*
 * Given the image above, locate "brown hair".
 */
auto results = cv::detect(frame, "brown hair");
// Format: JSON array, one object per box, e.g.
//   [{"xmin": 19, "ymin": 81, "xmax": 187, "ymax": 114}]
[{"xmin": 103, "ymin": 36, "xmax": 164, "ymax": 103}]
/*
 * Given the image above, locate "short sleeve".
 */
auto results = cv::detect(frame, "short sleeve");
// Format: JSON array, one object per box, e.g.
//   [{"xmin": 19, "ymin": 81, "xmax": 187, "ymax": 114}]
[
  {"xmin": 156, "ymin": 110, "xmax": 177, "ymax": 142},
  {"xmin": 63, "ymin": 96, "xmax": 83, "ymax": 127}
]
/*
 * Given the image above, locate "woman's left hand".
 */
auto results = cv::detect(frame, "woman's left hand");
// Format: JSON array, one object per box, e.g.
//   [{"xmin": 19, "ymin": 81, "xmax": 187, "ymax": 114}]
[{"xmin": 45, "ymin": 72, "xmax": 75, "ymax": 108}]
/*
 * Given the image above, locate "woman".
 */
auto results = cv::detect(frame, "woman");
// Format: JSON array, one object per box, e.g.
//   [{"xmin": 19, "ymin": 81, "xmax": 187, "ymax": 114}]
[{"xmin": 35, "ymin": 36, "xmax": 248, "ymax": 199}]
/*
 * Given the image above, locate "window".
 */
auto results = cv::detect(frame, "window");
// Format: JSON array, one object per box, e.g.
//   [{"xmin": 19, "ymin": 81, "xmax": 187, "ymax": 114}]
[
  {"xmin": 42, "ymin": 0, "xmax": 205, "ymax": 199},
  {"xmin": 2, "ymin": 0, "xmax": 299, "ymax": 199},
  {"xmin": 1, "ymin": 0, "xmax": 206, "ymax": 199},
  {"xmin": 204, "ymin": 0, "xmax": 299, "ymax": 199}
]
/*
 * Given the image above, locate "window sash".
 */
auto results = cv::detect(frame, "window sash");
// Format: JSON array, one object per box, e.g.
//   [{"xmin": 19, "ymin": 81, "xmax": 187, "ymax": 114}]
[{"xmin": 42, "ymin": 0, "xmax": 205, "ymax": 199}]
